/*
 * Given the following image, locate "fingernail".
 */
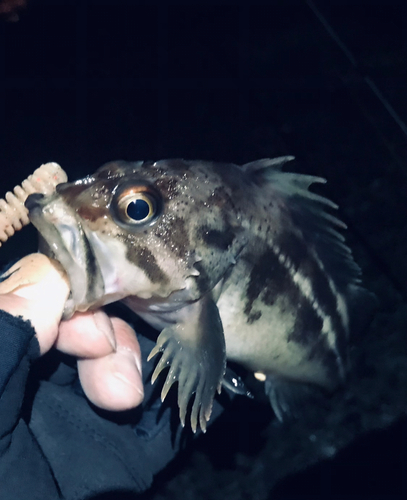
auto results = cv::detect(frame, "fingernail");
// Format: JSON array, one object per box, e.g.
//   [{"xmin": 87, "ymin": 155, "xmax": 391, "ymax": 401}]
[
  {"xmin": 114, "ymin": 347, "xmax": 144, "ymax": 395},
  {"xmin": 92, "ymin": 311, "xmax": 117, "ymax": 350},
  {"xmin": 117, "ymin": 346, "xmax": 143, "ymax": 375}
]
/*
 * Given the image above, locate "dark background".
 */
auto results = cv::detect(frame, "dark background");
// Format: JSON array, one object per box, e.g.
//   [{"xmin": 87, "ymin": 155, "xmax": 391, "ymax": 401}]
[{"xmin": 1, "ymin": 1, "xmax": 407, "ymax": 499}]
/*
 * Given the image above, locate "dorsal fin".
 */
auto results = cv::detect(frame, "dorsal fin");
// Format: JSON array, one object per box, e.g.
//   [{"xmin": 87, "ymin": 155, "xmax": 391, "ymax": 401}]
[
  {"xmin": 243, "ymin": 157, "xmax": 361, "ymax": 290},
  {"xmin": 243, "ymin": 156, "xmax": 295, "ymax": 173}
]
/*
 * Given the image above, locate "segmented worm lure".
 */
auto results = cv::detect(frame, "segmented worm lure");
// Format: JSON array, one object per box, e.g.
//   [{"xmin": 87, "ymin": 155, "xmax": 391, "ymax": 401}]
[{"xmin": 0, "ymin": 162, "xmax": 67, "ymax": 246}]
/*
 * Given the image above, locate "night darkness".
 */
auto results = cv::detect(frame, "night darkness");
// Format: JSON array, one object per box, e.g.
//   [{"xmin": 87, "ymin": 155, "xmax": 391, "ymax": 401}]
[{"xmin": 1, "ymin": 1, "xmax": 407, "ymax": 499}]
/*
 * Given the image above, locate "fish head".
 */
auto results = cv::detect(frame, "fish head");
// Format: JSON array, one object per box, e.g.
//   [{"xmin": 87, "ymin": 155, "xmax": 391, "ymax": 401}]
[{"xmin": 25, "ymin": 159, "xmax": 247, "ymax": 317}]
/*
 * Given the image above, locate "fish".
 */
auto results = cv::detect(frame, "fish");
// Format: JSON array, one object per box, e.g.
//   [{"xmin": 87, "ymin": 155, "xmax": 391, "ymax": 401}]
[{"xmin": 25, "ymin": 157, "xmax": 372, "ymax": 432}]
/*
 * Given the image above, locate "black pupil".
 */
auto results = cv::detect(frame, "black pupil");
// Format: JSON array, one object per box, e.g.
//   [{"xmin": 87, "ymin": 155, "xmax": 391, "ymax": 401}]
[{"xmin": 127, "ymin": 198, "xmax": 151, "ymax": 221}]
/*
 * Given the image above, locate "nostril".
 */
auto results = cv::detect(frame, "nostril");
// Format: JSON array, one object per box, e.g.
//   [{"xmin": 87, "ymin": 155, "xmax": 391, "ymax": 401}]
[{"xmin": 25, "ymin": 193, "xmax": 45, "ymax": 210}]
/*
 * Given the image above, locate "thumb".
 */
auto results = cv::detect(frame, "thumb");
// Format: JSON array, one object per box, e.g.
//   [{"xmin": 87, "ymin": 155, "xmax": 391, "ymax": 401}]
[{"xmin": 0, "ymin": 254, "xmax": 70, "ymax": 354}]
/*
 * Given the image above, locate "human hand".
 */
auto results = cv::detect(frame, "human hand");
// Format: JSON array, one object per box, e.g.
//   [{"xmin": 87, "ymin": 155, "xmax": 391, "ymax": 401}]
[{"xmin": 0, "ymin": 254, "xmax": 144, "ymax": 411}]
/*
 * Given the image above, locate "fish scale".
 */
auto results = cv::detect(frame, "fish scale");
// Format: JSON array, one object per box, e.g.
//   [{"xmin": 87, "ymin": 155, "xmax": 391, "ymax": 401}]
[{"xmin": 25, "ymin": 157, "xmax": 374, "ymax": 431}]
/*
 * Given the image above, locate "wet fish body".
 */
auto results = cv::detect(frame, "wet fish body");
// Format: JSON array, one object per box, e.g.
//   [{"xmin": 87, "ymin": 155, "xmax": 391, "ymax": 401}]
[{"xmin": 26, "ymin": 157, "xmax": 369, "ymax": 431}]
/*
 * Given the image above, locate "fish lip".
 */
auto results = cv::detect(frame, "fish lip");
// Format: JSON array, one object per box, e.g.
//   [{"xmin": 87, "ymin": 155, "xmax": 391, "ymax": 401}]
[{"xmin": 27, "ymin": 198, "xmax": 105, "ymax": 316}]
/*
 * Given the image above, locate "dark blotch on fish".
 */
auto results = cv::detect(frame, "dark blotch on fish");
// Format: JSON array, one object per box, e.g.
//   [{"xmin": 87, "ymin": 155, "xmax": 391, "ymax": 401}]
[
  {"xmin": 201, "ymin": 226, "xmax": 235, "ymax": 250},
  {"xmin": 247, "ymin": 310, "xmax": 262, "ymax": 324},
  {"xmin": 125, "ymin": 243, "xmax": 169, "ymax": 285},
  {"xmin": 277, "ymin": 232, "xmax": 307, "ymax": 272},
  {"xmin": 244, "ymin": 248, "xmax": 293, "ymax": 317},
  {"xmin": 288, "ymin": 295, "xmax": 323, "ymax": 346}
]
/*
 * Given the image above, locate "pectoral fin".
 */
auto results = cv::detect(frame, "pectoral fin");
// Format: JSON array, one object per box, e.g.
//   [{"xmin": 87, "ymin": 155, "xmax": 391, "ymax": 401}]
[{"xmin": 148, "ymin": 295, "xmax": 226, "ymax": 432}]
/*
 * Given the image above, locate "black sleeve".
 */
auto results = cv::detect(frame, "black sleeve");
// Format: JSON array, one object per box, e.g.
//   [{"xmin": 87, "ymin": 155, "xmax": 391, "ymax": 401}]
[
  {"xmin": 27, "ymin": 333, "xmax": 227, "ymax": 499},
  {"xmin": 0, "ymin": 310, "xmax": 62, "ymax": 499},
  {"xmin": 0, "ymin": 309, "xmax": 227, "ymax": 500}
]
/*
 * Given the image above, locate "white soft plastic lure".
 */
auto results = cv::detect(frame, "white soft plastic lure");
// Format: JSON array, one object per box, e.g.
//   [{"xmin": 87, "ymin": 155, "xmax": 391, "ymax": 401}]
[{"xmin": 0, "ymin": 162, "xmax": 67, "ymax": 246}]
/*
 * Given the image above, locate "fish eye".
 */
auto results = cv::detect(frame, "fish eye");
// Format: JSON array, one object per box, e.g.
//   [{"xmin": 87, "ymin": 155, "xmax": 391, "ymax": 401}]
[
  {"xmin": 117, "ymin": 191, "xmax": 157, "ymax": 224},
  {"xmin": 111, "ymin": 182, "xmax": 162, "ymax": 229}
]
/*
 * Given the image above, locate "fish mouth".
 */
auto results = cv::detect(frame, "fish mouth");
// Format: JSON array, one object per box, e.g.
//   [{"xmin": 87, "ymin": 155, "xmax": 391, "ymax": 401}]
[{"xmin": 27, "ymin": 196, "xmax": 105, "ymax": 318}]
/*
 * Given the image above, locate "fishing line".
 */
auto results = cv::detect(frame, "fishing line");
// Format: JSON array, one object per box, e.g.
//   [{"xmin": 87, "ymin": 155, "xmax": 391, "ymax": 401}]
[{"xmin": 306, "ymin": 0, "xmax": 407, "ymax": 141}]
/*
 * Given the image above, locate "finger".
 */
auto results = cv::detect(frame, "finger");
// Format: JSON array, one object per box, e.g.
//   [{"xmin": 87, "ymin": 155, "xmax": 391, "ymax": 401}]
[
  {"xmin": 0, "ymin": 254, "xmax": 70, "ymax": 354},
  {"xmin": 77, "ymin": 317, "xmax": 144, "ymax": 411},
  {"xmin": 56, "ymin": 310, "xmax": 116, "ymax": 358}
]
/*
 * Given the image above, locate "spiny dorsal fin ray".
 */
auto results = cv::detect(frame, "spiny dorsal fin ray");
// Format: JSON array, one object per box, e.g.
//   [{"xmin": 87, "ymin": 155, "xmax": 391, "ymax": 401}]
[
  {"xmin": 243, "ymin": 157, "xmax": 361, "ymax": 289},
  {"xmin": 243, "ymin": 156, "xmax": 295, "ymax": 172}
]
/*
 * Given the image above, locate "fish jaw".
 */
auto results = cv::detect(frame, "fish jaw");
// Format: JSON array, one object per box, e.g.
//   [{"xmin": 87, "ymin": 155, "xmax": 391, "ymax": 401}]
[{"xmin": 26, "ymin": 193, "xmax": 105, "ymax": 317}]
